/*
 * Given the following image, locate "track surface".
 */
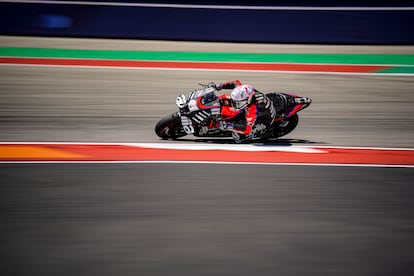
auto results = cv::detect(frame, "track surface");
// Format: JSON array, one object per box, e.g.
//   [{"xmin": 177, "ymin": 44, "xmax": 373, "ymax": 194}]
[
  {"xmin": 2, "ymin": 164, "xmax": 414, "ymax": 276},
  {"xmin": 1, "ymin": 36, "xmax": 414, "ymax": 275},
  {"xmin": 2, "ymin": 66, "xmax": 414, "ymax": 147}
]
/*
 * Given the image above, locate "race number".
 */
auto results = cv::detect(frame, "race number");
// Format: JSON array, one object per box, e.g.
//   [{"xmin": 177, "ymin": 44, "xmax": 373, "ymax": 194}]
[
  {"xmin": 176, "ymin": 94, "xmax": 187, "ymax": 108},
  {"xmin": 180, "ymin": 115, "xmax": 194, "ymax": 134}
]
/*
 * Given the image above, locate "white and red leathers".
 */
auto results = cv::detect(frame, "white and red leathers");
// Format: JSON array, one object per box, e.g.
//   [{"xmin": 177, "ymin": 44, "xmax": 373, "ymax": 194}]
[{"xmin": 216, "ymin": 80, "xmax": 276, "ymax": 143}]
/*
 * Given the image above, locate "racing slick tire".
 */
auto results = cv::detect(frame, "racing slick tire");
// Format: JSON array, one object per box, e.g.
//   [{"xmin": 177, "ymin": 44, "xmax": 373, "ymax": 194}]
[
  {"xmin": 272, "ymin": 113, "xmax": 299, "ymax": 138},
  {"xmin": 155, "ymin": 112, "xmax": 186, "ymax": 139}
]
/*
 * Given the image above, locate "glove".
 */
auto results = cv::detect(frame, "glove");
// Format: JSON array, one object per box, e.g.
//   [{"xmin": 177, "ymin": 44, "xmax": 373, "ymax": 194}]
[
  {"xmin": 208, "ymin": 81, "xmax": 222, "ymax": 90},
  {"xmin": 207, "ymin": 81, "xmax": 216, "ymax": 88}
]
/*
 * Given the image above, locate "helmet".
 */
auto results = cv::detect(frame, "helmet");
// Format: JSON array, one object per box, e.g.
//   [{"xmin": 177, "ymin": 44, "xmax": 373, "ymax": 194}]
[{"xmin": 231, "ymin": 85, "xmax": 255, "ymax": 110}]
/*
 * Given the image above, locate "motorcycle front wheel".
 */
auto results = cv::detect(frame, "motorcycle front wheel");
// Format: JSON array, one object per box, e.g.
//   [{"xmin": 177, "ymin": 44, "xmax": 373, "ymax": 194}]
[{"xmin": 154, "ymin": 112, "xmax": 187, "ymax": 139}]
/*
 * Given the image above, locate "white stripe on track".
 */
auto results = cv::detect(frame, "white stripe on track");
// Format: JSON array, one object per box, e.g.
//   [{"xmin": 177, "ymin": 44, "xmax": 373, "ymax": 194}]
[
  {"xmin": 131, "ymin": 143, "xmax": 327, "ymax": 153},
  {"xmin": 1, "ymin": 63, "xmax": 413, "ymax": 77},
  {"xmin": 2, "ymin": 1, "xmax": 414, "ymax": 11},
  {"xmin": 0, "ymin": 160, "xmax": 413, "ymax": 168}
]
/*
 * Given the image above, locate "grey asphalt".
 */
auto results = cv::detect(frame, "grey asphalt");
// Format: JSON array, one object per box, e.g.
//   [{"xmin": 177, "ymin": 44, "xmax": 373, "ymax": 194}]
[
  {"xmin": 1, "ymin": 37, "xmax": 414, "ymax": 275},
  {"xmin": 2, "ymin": 164, "xmax": 414, "ymax": 276}
]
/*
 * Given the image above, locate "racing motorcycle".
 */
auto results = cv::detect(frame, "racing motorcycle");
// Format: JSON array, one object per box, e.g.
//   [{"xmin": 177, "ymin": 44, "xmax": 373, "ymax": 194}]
[{"xmin": 155, "ymin": 84, "xmax": 311, "ymax": 141}]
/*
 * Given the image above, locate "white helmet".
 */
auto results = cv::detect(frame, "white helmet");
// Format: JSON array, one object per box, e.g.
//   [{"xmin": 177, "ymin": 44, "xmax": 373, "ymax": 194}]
[{"xmin": 231, "ymin": 85, "xmax": 255, "ymax": 110}]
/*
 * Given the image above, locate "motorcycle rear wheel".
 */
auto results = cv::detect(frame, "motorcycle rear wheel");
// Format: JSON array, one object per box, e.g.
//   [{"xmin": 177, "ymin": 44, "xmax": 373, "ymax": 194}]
[
  {"xmin": 155, "ymin": 112, "xmax": 186, "ymax": 139},
  {"xmin": 272, "ymin": 114, "xmax": 299, "ymax": 138}
]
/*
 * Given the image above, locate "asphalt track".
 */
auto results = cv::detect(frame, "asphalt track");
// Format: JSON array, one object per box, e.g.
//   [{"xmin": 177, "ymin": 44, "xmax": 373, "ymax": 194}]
[{"xmin": 1, "ymin": 36, "xmax": 414, "ymax": 275}]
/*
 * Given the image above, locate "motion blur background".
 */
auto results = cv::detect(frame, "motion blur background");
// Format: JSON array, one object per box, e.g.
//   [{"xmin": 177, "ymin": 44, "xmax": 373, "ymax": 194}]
[
  {"xmin": 2, "ymin": 0, "xmax": 414, "ymax": 43},
  {"xmin": 1, "ymin": 1, "xmax": 414, "ymax": 275}
]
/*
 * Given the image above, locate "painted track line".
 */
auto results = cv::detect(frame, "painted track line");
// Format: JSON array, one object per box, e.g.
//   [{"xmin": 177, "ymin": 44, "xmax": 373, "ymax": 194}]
[
  {"xmin": 0, "ymin": 57, "xmax": 390, "ymax": 73},
  {"xmin": 3, "ymin": 63, "xmax": 414, "ymax": 76},
  {"xmin": 1, "ymin": 160, "xmax": 412, "ymax": 168},
  {"xmin": 4, "ymin": 57, "xmax": 412, "ymax": 76},
  {"xmin": 4, "ymin": 1, "xmax": 414, "ymax": 11},
  {"xmin": 0, "ymin": 142, "xmax": 413, "ymax": 168}
]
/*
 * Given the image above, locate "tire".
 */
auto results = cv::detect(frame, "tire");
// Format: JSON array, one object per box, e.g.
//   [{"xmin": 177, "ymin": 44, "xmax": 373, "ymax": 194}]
[
  {"xmin": 154, "ymin": 112, "xmax": 186, "ymax": 139},
  {"xmin": 272, "ymin": 114, "xmax": 299, "ymax": 138}
]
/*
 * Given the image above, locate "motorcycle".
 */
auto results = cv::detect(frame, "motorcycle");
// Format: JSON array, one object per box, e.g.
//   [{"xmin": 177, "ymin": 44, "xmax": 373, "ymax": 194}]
[{"xmin": 155, "ymin": 83, "xmax": 311, "ymax": 141}]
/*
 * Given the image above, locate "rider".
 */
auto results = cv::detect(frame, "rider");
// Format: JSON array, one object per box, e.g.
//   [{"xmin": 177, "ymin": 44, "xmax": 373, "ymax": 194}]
[{"xmin": 212, "ymin": 80, "xmax": 277, "ymax": 143}]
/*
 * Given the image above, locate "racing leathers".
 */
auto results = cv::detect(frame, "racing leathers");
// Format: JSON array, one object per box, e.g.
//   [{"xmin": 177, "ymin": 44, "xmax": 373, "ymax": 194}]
[{"xmin": 216, "ymin": 80, "xmax": 277, "ymax": 143}]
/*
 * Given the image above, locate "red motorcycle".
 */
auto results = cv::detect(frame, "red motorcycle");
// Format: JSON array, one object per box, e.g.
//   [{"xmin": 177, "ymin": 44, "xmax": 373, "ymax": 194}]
[{"xmin": 155, "ymin": 84, "xmax": 311, "ymax": 141}]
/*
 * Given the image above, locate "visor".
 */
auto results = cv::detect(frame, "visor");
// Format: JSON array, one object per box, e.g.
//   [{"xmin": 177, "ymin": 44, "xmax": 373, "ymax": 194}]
[{"xmin": 232, "ymin": 99, "xmax": 248, "ymax": 110}]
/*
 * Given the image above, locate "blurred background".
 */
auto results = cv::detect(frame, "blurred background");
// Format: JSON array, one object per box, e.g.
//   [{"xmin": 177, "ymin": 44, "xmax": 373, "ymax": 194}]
[
  {"xmin": 1, "ymin": 0, "xmax": 414, "ymax": 43},
  {"xmin": 1, "ymin": 1, "xmax": 414, "ymax": 275}
]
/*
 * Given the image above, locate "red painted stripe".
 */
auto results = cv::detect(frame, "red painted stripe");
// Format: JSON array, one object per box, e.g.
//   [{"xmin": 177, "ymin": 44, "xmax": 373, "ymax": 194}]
[
  {"xmin": 1, "ymin": 144, "xmax": 413, "ymax": 166},
  {"xmin": 0, "ymin": 57, "xmax": 391, "ymax": 73},
  {"xmin": 286, "ymin": 104, "xmax": 303, "ymax": 118}
]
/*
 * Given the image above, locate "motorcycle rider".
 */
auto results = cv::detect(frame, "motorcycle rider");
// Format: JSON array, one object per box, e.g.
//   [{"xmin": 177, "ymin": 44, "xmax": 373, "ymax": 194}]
[{"xmin": 212, "ymin": 80, "xmax": 277, "ymax": 143}]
